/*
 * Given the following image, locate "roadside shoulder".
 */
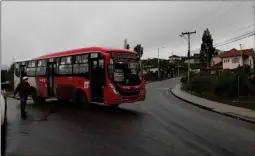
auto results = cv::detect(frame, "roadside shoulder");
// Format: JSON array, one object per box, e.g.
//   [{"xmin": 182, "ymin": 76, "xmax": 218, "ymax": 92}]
[{"xmin": 171, "ymin": 84, "xmax": 255, "ymax": 124}]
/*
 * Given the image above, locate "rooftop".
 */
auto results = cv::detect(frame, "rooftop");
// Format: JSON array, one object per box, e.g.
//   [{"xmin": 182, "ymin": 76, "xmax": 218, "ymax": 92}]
[
  {"xmin": 219, "ymin": 48, "xmax": 254, "ymax": 58},
  {"xmin": 207, "ymin": 62, "xmax": 223, "ymax": 70},
  {"xmin": 35, "ymin": 47, "xmax": 136, "ymax": 60}
]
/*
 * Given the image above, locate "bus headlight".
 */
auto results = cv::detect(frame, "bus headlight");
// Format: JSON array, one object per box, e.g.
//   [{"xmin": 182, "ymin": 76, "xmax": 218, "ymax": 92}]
[
  {"xmin": 110, "ymin": 84, "xmax": 119, "ymax": 95},
  {"xmin": 139, "ymin": 71, "xmax": 142, "ymax": 80},
  {"xmin": 140, "ymin": 88, "xmax": 145, "ymax": 94}
]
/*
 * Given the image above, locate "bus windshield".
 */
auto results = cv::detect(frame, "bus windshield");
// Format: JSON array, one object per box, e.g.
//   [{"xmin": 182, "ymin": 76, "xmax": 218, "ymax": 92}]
[{"xmin": 108, "ymin": 53, "xmax": 142, "ymax": 86}]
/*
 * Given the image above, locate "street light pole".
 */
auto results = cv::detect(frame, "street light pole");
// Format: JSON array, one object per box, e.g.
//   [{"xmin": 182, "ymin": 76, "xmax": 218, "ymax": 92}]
[
  {"xmin": 178, "ymin": 61, "xmax": 180, "ymax": 76},
  {"xmin": 158, "ymin": 47, "xmax": 164, "ymax": 80},
  {"xmin": 158, "ymin": 48, "xmax": 160, "ymax": 80}
]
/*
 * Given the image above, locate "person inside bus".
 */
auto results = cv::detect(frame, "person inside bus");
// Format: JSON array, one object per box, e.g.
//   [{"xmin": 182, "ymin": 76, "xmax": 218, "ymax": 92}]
[{"xmin": 13, "ymin": 76, "xmax": 31, "ymax": 119}]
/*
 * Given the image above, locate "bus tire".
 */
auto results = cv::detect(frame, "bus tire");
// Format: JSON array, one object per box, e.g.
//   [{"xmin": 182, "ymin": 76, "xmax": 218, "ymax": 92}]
[
  {"xmin": 110, "ymin": 104, "xmax": 119, "ymax": 108},
  {"xmin": 31, "ymin": 87, "xmax": 45, "ymax": 104},
  {"xmin": 31, "ymin": 91, "xmax": 45, "ymax": 104},
  {"xmin": 76, "ymin": 91, "xmax": 91, "ymax": 109},
  {"xmin": 32, "ymin": 96, "xmax": 45, "ymax": 104}
]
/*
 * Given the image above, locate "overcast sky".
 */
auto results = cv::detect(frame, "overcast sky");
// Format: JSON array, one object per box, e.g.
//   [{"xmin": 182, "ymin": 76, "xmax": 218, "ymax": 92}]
[{"xmin": 2, "ymin": 1, "xmax": 255, "ymax": 65}]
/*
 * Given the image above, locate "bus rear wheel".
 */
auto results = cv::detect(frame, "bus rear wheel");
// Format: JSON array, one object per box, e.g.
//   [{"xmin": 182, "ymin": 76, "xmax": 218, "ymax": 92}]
[
  {"xmin": 32, "ymin": 93, "xmax": 45, "ymax": 104},
  {"xmin": 76, "ymin": 91, "xmax": 91, "ymax": 109}
]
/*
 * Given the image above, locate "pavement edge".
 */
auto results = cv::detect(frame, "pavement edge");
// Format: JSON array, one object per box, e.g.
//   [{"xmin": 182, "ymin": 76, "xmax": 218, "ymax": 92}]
[{"xmin": 170, "ymin": 85, "xmax": 255, "ymax": 124}]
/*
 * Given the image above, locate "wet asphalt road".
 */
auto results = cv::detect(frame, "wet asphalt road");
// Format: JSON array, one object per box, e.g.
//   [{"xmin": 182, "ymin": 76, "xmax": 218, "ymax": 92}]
[{"xmin": 5, "ymin": 78, "xmax": 255, "ymax": 156}]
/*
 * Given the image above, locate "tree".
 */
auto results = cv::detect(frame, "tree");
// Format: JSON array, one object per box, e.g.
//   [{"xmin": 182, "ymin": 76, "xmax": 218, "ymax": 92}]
[
  {"xmin": 199, "ymin": 28, "xmax": 215, "ymax": 67},
  {"xmin": 124, "ymin": 39, "xmax": 130, "ymax": 49},
  {"xmin": 133, "ymin": 44, "xmax": 144, "ymax": 58}
]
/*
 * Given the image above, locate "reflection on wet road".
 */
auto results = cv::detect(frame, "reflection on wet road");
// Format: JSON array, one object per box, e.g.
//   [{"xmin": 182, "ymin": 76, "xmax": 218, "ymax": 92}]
[{"xmin": 5, "ymin": 78, "xmax": 255, "ymax": 156}]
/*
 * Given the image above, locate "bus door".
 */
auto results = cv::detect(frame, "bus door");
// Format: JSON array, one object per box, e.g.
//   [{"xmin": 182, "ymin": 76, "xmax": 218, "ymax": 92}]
[
  {"xmin": 46, "ymin": 60, "xmax": 56, "ymax": 97},
  {"xmin": 20, "ymin": 63, "xmax": 27, "ymax": 82},
  {"xmin": 90, "ymin": 53, "xmax": 105, "ymax": 103}
]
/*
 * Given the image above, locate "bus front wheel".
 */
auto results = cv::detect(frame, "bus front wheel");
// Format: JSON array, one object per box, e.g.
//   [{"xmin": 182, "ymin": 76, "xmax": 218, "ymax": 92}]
[
  {"xmin": 76, "ymin": 91, "xmax": 91, "ymax": 109},
  {"xmin": 110, "ymin": 104, "xmax": 119, "ymax": 108}
]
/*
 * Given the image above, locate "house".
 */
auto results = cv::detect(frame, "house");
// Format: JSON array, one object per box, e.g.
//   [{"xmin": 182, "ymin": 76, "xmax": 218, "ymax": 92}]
[
  {"xmin": 219, "ymin": 48, "xmax": 254, "ymax": 69},
  {"xmin": 208, "ymin": 48, "xmax": 255, "ymax": 74},
  {"xmin": 184, "ymin": 54, "xmax": 201, "ymax": 64},
  {"xmin": 168, "ymin": 55, "xmax": 182, "ymax": 63}
]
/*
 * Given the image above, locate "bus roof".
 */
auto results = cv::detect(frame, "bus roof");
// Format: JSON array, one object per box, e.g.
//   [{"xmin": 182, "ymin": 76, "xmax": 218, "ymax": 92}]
[{"xmin": 35, "ymin": 47, "xmax": 137, "ymax": 60}]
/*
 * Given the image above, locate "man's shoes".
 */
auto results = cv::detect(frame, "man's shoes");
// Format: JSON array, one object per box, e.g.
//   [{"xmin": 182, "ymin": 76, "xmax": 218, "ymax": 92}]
[{"xmin": 21, "ymin": 113, "xmax": 27, "ymax": 120}]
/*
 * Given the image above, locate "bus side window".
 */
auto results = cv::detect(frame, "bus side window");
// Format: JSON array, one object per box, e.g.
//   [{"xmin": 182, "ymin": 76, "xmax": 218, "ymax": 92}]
[
  {"xmin": 14, "ymin": 63, "xmax": 20, "ymax": 77},
  {"xmin": 73, "ymin": 54, "xmax": 89, "ymax": 78},
  {"xmin": 58, "ymin": 56, "xmax": 72, "ymax": 75},
  {"xmin": 36, "ymin": 60, "xmax": 46, "ymax": 76},
  {"xmin": 26, "ymin": 60, "xmax": 36, "ymax": 77}
]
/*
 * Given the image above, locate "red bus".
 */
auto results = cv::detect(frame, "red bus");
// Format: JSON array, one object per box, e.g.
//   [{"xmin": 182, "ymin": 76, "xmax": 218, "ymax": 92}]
[{"xmin": 13, "ymin": 47, "xmax": 146, "ymax": 107}]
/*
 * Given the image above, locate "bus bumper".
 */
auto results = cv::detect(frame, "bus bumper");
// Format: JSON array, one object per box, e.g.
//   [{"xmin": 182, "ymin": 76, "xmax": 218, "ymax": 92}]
[{"xmin": 107, "ymin": 93, "xmax": 146, "ymax": 105}]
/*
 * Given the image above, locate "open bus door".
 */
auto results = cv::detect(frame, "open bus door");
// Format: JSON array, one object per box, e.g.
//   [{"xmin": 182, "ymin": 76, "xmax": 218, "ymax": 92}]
[
  {"xmin": 90, "ymin": 53, "xmax": 106, "ymax": 103},
  {"xmin": 46, "ymin": 59, "xmax": 57, "ymax": 97},
  {"xmin": 20, "ymin": 63, "xmax": 27, "ymax": 82}
]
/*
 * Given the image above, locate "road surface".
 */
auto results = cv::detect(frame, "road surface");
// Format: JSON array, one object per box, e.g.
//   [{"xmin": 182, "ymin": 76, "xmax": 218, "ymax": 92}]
[{"xmin": 5, "ymin": 78, "xmax": 255, "ymax": 156}]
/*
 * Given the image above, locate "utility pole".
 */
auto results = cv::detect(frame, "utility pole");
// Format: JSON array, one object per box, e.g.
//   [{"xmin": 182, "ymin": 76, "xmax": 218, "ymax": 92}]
[
  {"xmin": 158, "ymin": 47, "xmax": 164, "ymax": 80},
  {"xmin": 124, "ymin": 39, "xmax": 127, "ymax": 49},
  {"xmin": 158, "ymin": 48, "xmax": 160, "ymax": 80},
  {"xmin": 139, "ymin": 47, "xmax": 142, "ymax": 70},
  {"xmin": 240, "ymin": 44, "xmax": 243, "ymax": 66},
  {"xmin": 180, "ymin": 31, "xmax": 196, "ymax": 82}
]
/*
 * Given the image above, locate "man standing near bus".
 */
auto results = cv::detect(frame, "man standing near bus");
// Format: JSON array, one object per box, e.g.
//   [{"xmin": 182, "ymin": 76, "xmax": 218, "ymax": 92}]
[{"xmin": 13, "ymin": 76, "xmax": 31, "ymax": 119}]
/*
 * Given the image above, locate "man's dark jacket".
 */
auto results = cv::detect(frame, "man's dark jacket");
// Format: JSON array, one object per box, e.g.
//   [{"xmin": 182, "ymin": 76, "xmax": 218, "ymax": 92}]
[{"xmin": 14, "ymin": 81, "xmax": 31, "ymax": 97}]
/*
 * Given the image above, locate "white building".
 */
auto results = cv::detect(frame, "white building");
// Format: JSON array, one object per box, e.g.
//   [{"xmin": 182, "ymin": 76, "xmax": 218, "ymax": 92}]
[
  {"xmin": 168, "ymin": 55, "xmax": 182, "ymax": 63},
  {"xmin": 208, "ymin": 48, "xmax": 255, "ymax": 74},
  {"xmin": 220, "ymin": 48, "xmax": 254, "ymax": 69},
  {"xmin": 184, "ymin": 54, "xmax": 201, "ymax": 64}
]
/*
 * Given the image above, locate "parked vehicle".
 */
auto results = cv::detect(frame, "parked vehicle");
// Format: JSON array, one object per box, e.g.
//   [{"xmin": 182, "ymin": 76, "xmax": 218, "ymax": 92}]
[{"xmin": 1, "ymin": 82, "xmax": 9, "ymax": 155}]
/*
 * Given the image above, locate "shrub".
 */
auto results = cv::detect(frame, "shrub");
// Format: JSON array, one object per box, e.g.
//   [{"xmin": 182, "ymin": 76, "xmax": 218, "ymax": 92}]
[
  {"xmin": 188, "ymin": 75, "xmax": 215, "ymax": 94},
  {"xmin": 215, "ymin": 71, "xmax": 253, "ymax": 97},
  {"xmin": 180, "ymin": 76, "xmax": 188, "ymax": 83},
  {"xmin": 180, "ymin": 71, "xmax": 200, "ymax": 84},
  {"xmin": 214, "ymin": 73, "xmax": 235, "ymax": 96}
]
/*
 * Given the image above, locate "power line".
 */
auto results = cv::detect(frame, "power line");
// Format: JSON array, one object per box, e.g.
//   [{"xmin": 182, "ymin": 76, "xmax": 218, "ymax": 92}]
[
  {"xmin": 188, "ymin": 1, "xmax": 229, "ymax": 29},
  {"xmin": 215, "ymin": 31, "xmax": 255, "ymax": 47},
  {"xmin": 215, "ymin": 34, "xmax": 254, "ymax": 48},
  {"xmin": 220, "ymin": 0, "xmax": 244, "ymax": 16},
  {"xmin": 223, "ymin": 23, "xmax": 254, "ymax": 38},
  {"xmin": 215, "ymin": 30, "xmax": 255, "ymax": 46},
  {"xmin": 190, "ymin": 30, "xmax": 255, "ymax": 53}
]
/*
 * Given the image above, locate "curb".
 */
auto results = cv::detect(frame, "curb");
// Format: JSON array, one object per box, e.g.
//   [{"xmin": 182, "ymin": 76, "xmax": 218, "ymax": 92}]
[{"xmin": 170, "ymin": 89, "xmax": 255, "ymax": 124}]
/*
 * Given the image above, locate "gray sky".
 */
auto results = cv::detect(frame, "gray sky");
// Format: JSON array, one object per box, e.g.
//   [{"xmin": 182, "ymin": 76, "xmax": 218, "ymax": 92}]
[{"xmin": 2, "ymin": 1, "xmax": 255, "ymax": 65}]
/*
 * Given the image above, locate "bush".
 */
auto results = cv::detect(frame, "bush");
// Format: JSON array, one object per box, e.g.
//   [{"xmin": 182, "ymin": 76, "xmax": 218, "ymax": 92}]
[
  {"xmin": 215, "ymin": 70, "xmax": 253, "ymax": 97},
  {"xmin": 144, "ymin": 72, "xmax": 158, "ymax": 81},
  {"xmin": 188, "ymin": 75, "xmax": 215, "ymax": 94},
  {"xmin": 214, "ymin": 73, "xmax": 235, "ymax": 96},
  {"xmin": 182, "ymin": 68, "xmax": 255, "ymax": 99},
  {"xmin": 180, "ymin": 76, "xmax": 188, "ymax": 83}
]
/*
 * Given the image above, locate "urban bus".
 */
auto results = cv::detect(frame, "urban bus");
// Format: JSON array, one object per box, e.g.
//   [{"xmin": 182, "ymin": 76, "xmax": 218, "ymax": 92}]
[{"xmin": 13, "ymin": 47, "xmax": 146, "ymax": 107}]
